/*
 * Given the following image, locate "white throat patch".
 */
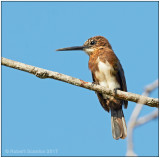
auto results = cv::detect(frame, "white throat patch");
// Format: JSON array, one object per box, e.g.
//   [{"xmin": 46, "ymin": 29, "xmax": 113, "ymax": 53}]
[{"xmin": 84, "ymin": 48, "xmax": 95, "ymax": 55}]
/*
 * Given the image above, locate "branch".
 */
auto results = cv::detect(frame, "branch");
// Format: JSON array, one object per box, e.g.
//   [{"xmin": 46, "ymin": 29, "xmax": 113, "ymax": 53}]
[
  {"xmin": 2, "ymin": 57, "xmax": 159, "ymax": 107},
  {"xmin": 135, "ymin": 109, "xmax": 158, "ymax": 127},
  {"xmin": 126, "ymin": 80, "xmax": 158, "ymax": 156}
]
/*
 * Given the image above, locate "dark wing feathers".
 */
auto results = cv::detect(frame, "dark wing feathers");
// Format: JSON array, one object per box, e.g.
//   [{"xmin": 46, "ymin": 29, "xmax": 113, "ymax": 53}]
[{"xmin": 116, "ymin": 62, "xmax": 128, "ymax": 108}]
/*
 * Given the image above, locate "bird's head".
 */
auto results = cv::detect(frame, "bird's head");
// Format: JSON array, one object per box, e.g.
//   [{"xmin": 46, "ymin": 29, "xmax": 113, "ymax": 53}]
[
  {"xmin": 83, "ymin": 36, "xmax": 112, "ymax": 55},
  {"xmin": 56, "ymin": 36, "xmax": 112, "ymax": 56}
]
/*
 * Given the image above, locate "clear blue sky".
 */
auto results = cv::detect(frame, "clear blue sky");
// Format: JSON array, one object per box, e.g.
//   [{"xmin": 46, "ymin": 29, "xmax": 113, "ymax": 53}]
[{"xmin": 2, "ymin": 1, "xmax": 158, "ymax": 156}]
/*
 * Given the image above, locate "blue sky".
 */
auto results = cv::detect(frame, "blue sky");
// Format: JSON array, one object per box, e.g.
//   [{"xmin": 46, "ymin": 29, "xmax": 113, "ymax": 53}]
[{"xmin": 2, "ymin": 1, "xmax": 158, "ymax": 156}]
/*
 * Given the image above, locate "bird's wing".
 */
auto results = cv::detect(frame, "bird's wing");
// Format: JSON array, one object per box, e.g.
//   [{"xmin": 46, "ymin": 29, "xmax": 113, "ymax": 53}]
[
  {"xmin": 92, "ymin": 73, "xmax": 110, "ymax": 112},
  {"xmin": 115, "ymin": 62, "xmax": 128, "ymax": 108}
]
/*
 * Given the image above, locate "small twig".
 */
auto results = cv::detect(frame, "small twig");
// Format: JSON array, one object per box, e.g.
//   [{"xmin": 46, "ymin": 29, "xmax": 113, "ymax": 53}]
[
  {"xmin": 135, "ymin": 109, "xmax": 158, "ymax": 127},
  {"xmin": 1, "ymin": 57, "xmax": 159, "ymax": 107},
  {"xmin": 126, "ymin": 80, "xmax": 158, "ymax": 156}
]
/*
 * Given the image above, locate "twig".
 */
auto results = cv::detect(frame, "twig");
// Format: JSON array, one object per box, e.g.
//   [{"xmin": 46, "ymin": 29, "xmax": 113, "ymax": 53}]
[
  {"xmin": 1, "ymin": 57, "xmax": 159, "ymax": 107},
  {"xmin": 135, "ymin": 109, "xmax": 158, "ymax": 127},
  {"xmin": 126, "ymin": 80, "xmax": 158, "ymax": 156}
]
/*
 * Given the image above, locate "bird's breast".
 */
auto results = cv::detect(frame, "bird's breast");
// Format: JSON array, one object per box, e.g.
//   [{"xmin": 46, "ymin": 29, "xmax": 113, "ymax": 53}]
[{"xmin": 95, "ymin": 59, "xmax": 120, "ymax": 91}]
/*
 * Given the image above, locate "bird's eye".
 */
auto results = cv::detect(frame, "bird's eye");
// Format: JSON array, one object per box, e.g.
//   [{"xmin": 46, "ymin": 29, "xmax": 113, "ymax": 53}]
[{"xmin": 90, "ymin": 40, "xmax": 96, "ymax": 45}]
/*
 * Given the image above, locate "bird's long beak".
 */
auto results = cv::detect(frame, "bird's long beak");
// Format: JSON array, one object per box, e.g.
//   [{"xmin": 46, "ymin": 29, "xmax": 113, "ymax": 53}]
[{"xmin": 56, "ymin": 46, "xmax": 85, "ymax": 51}]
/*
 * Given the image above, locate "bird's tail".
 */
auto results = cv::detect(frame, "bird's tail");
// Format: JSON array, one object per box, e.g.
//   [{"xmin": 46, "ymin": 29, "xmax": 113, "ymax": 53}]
[{"xmin": 111, "ymin": 107, "xmax": 127, "ymax": 140}]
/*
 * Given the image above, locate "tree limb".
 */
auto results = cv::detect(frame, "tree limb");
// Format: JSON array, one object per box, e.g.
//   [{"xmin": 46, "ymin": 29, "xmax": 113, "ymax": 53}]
[
  {"xmin": 1, "ymin": 57, "xmax": 159, "ymax": 108},
  {"xmin": 126, "ymin": 80, "xmax": 158, "ymax": 156},
  {"xmin": 135, "ymin": 109, "xmax": 158, "ymax": 127}
]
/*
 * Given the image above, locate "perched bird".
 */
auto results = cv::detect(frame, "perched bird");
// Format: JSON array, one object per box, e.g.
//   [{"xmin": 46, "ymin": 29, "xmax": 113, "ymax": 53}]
[{"xmin": 56, "ymin": 36, "xmax": 128, "ymax": 140}]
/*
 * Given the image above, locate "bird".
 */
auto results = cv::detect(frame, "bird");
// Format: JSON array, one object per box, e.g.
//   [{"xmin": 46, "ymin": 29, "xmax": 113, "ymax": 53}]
[{"xmin": 56, "ymin": 36, "xmax": 128, "ymax": 140}]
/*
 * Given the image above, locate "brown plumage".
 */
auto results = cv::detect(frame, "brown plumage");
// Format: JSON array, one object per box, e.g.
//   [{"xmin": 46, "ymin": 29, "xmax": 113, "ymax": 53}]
[
  {"xmin": 87, "ymin": 36, "xmax": 128, "ymax": 140},
  {"xmin": 56, "ymin": 35, "xmax": 128, "ymax": 140},
  {"xmin": 89, "ymin": 47, "xmax": 128, "ymax": 111}
]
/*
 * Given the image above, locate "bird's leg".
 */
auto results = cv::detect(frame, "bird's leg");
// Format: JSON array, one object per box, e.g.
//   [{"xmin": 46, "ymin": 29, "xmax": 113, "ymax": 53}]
[
  {"xmin": 92, "ymin": 81, "xmax": 98, "ymax": 85},
  {"xmin": 105, "ymin": 88, "xmax": 121, "ymax": 103}
]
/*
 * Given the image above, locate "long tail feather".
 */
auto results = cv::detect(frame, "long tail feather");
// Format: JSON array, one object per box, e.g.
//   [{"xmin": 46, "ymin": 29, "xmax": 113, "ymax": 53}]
[{"xmin": 111, "ymin": 108, "xmax": 127, "ymax": 140}]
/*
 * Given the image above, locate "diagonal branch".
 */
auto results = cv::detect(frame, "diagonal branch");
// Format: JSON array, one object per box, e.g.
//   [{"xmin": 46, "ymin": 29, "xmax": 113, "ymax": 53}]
[
  {"xmin": 126, "ymin": 80, "xmax": 158, "ymax": 156},
  {"xmin": 1, "ymin": 57, "xmax": 159, "ymax": 108},
  {"xmin": 135, "ymin": 109, "xmax": 158, "ymax": 127}
]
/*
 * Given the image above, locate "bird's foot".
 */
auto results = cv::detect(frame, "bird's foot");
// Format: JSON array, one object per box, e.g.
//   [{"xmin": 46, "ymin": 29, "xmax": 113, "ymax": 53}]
[
  {"xmin": 113, "ymin": 88, "xmax": 121, "ymax": 95},
  {"xmin": 92, "ymin": 81, "xmax": 98, "ymax": 85}
]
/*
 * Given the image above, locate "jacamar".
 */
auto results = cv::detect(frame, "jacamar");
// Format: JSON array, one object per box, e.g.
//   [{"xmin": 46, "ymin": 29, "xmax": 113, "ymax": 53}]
[{"xmin": 56, "ymin": 36, "xmax": 128, "ymax": 140}]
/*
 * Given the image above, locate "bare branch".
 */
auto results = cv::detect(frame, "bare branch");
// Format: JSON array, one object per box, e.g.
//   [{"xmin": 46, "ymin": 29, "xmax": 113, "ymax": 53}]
[
  {"xmin": 126, "ymin": 80, "xmax": 158, "ymax": 156},
  {"xmin": 135, "ymin": 109, "xmax": 158, "ymax": 127},
  {"xmin": 2, "ymin": 57, "xmax": 159, "ymax": 108}
]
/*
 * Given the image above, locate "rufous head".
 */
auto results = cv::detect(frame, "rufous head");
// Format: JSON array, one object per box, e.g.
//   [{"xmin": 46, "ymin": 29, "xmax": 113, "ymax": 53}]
[
  {"xmin": 83, "ymin": 36, "xmax": 112, "ymax": 55},
  {"xmin": 56, "ymin": 36, "xmax": 112, "ymax": 56}
]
